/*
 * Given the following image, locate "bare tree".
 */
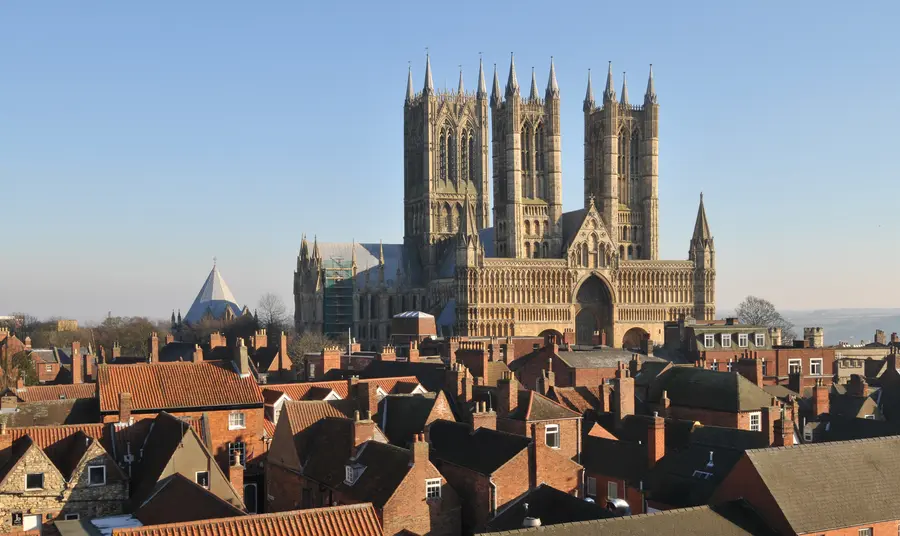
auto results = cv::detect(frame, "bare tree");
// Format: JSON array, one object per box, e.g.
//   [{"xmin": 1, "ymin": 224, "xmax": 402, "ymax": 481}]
[
  {"xmin": 257, "ymin": 293, "xmax": 289, "ymax": 334},
  {"xmin": 287, "ymin": 330, "xmax": 333, "ymax": 368},
  {"xmin": 735, "ymin": 296, "xmax": 797, "ymax": 343}
]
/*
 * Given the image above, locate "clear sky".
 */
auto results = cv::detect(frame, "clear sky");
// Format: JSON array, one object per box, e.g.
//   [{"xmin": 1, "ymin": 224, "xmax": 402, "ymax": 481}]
[{"xmin": 2, "ymin": 1, "xmax": 898, "ymax": 322}]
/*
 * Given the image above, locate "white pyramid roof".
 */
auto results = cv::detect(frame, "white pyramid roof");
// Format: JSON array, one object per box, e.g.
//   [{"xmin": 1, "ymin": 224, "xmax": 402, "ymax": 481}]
[{"xmin": 183, "ymin": 265, "xmax": 242, "ymax": 324}]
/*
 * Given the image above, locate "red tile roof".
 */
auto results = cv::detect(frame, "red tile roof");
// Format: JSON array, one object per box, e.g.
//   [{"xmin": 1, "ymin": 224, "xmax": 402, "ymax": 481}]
[
  {"xmin": 14, "ymin": 383, "xmax": 96, "ymax": 402},
  {"xmin": 113, "ymin": 504, "xmax": 384, "ymax": 536},
  {"xmin": 264, "ymin": 376, "xmax": 422, "ymax": 402},
  {"xmin": 98, "ymin": 361, "xmax": 263, "ymax": 412},
  {"xmin": 282, "ymin": 400, "xmax": 357, "ymax": 436},
  {"xmin": 8, "ymin": 423, "xmax": 106, "ymax": 448},
  {"xmin": 549, "ymin": 386, "xmax": 603, "ymax": 414}
]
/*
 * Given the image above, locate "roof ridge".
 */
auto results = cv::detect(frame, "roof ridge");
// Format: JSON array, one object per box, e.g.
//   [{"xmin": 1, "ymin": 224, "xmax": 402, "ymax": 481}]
[{"xmin": 747, "ymin": 433, "xmax": 900, "ymax": 454}]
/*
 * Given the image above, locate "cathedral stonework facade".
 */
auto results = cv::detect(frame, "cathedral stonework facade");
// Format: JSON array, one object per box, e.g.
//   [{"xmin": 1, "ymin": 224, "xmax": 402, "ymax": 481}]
[{"xmin": 295, "ymin": 55, "xmax": 715, "ymax": 350}]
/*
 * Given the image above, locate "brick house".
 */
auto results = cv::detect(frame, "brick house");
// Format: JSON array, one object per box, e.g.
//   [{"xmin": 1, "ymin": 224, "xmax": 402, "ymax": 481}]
[
  {"xmin": 508, "ymin": 342, "xmax": 661, "ymax": 389},
  {"xmin": 0, "ymin": 423, "xmax": 128, "ymax": 534},
  {"xmin": 700, "ymin": 345, "xmax": 835, "ymax": 390},
  {"xmin": 712, "ymin": 436, "xmax": 900, "ymax": 535},
  {"xmin": 266, "ymin": 408, "xmax": 461, "ymax": 535},
  {"xmin": 665, "ymin": 317, "xmax": 772, "ymax": 359},
  {"xmin": 110, "ymin": 503, "xmax": 384, "ymax": 536},
  {"xmin": 428, "ymin": 414, "xmax": 583, "ymax": 534}
]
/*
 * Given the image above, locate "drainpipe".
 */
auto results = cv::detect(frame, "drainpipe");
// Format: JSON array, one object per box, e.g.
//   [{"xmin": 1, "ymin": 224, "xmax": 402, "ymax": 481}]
[{"xmin": 489, "ymin": 477, "xmax": 498, "ymax": 517}]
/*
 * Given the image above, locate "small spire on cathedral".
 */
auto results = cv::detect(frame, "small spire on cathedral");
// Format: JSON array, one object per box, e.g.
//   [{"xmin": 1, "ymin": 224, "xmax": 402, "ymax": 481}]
[
  {"xmin": 476, "ymin": 55, "xmax": 487, "ymax": 99},
  {"xmin": 529, "ymin": 67, "xmax": 539, "ymax": 101},
  {"xmin": 645, "ymin": 63, "xmax": 657, "ymax": 104},
  {"xmin": 491, "ymin": 63, "xmax": 502, "ymax": 107},
  {"xmin": 300, "ymin": 234, "xmax": 309, "ymax": 260},
  {"xmin": 583, "ymin": 69, "xmax": 595, "ymax": 112},
  {"xmin": 378, "ymin": 240, "xmax": 385, "ymax": 265},
  {"xmin": 312, "ymin": 236, "xmax": 320, "ymax": 259},
  {"xmin": 457, "ymin": 66, "xmax": 464, "ymax": 94},
  {"xmin": 603, "ymin": 61, "xmax": 616, "ymax": 103},
  {"xmin": 423, "ymin": 51, "xmax": 434, "ymax": 94},
  {"xmin": 505, "ymin": 52, "xmax": 519, "ymax": 98},
  {"xmin": 692, "ymin": 192, "xmax": 713, "ymax": 243},
  {"xmin": 546, "ymin": 56, "xmax": 560, "ymax": 99},
  {"xmin": 351, "ymin": 240, "xmax": 357, "ymax": 267},
  {"xmin": 406, "ymin": 62, "xmax": 415, "ymax": 103},
  {"xmin": 620, "ymin": 72, "xmax": 629, "ymax": 105}
]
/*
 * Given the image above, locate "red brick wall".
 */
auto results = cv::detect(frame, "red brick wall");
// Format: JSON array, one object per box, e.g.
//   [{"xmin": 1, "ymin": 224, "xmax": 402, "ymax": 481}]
[
  {"xmin": 102, "ymin": 407, "xmax": 267, "ymax": 474},
  {"xmin": 711, "ymin": 456, "xmax": 793, "ymax": 535},
  {"xmin": 585, "ymin": 472, "xmax": 645, "ymax": 514},
  {"xmin": 265, "ymin": 463, "xmax": 304, "ymax": 512},
  {"xmin": 529, "ymin": 420, "xmax": 580, "ymax": 464},
  {"xmin": 533, "ymin": 440, "xmax": 582, "ymax": 496},
  {"xmin": 572, "ymin": 367, "xmax": 617, "ymax": 388},
  {"xmin": 513, "ymin": 348, "xmax": 616, "ymax": 390},
  {"xmin": 380, "ymin": 458, "xmax": 461, "ymax": 536}
]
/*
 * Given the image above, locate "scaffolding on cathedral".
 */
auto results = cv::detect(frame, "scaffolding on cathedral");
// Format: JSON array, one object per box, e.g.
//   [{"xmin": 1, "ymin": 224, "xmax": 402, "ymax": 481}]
[{"xmin": 322, "ymin": 255, "xmax": 354, "ymax": 340}]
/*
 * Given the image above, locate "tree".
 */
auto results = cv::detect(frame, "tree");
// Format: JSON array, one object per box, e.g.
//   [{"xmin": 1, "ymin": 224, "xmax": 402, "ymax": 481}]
[
  {"xmin": 287, "ymin": 331, "xmax": 333, "ymax": 368},
  {"xmin": 257, "ymin": 293, "xmax": 289, "ymax": 335},
  {"xmin": 1, "ymin": 351, "xmax": 38, "ymax": 389},
  {"xmin": 735, "ymin": 296, "xmax": 797, "ymax": 343}
]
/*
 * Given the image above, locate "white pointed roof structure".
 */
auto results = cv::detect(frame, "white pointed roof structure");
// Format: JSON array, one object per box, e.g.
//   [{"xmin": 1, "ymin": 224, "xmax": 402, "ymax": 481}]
[{"xmin": 183, "ymin": 264, "xmax": 244, "ymax": 325}]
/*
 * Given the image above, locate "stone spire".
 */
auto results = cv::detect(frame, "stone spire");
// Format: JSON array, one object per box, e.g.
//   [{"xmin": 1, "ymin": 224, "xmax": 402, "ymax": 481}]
[
  {"xmin": 476, "ymin": 56, "xmax": 487, "ymax": 99},
  {"xmin": 406, "ymin": 64, "xmax": 415, "ymax": 103},
  {"xmin": 692, "ymin": 193, "xmax": 713, "ymax": 244},
  {"xmin": 351, "ymin": 241, "xmax": 357, "ymax": 268},
  {"xmin": 378, "ymin": 240, "xmax": 385, "ymax": 265},
  {"xmin": 491, "ymin": 63, "xmax": 502, "ymax": 106},
  {"xmin": 546, "ymin": 57, "xmax": 560, "ymax": 99},
  {"xmin": 505, "ymin": 53, "xmax": 519, "ymax": 98},
  {"xmin": 300, "ymin": 234, "xmax": 309, "ymax": 261},
  {"xmin": 645, "ymin": 64, "xmax": 657, "ymax": 104},
  {"xmin": 603, "ymin": 61, "xmax": 616, "ymax": 103},
  {"xmin": 620, "ymin": 72, "xmax": 629, "ymax": 105},
  {"xmin": 583, "ymin": 69, "xmax": 595, "ymax": 112},
  {"xmin": 529, "ymin": 67, "xmax": 539, "ymax": 101},
  {"xmin": 457, "ymin": 66, "xmax": 464, "ymax": 94},
  {"xmin": 423, "ymin": 53, "xmax": 434, "ymax": 94},
  {"xmin": 312, "ymin": 236, "xmax": 321, "ymax": 260}
]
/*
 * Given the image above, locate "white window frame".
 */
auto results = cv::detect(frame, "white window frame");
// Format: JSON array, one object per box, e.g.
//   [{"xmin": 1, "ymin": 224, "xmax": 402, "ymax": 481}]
[
  {"xmin": 196, "ymin": 471, "xmax": 210, "ymax": 488},
  {"xmin": 703, "ymin": 334, "xmax": 715, "ymax": 348},
  {"xmin": 425, "ymin": 478, "xmax": 442, "ymax": 499},
  {"xmin": 721, "ymin": 334, "xmax": 732, "ymax": 348},
  {"xmin": 738, "ymin": 334, "xmax": 749, "ymax": 348},
  {"xmin": 788, "ymin": 359, "xmax": 802, "ymax": 375},
  {"xmin": 545, "ymin": 424, "xmax": 560, "ymax": 449},
  {"xmin": 25, "ymin": 473, "xmax": 44, "ymax": 491},
  {"xmin": 858, "ymin": 528, "xmax": 872, "ymax": 536},
  {"xmin": 865, "ymin": 414, "xmax": 875, "ymax": 420},
  {"xmin": 586, "ymin": 476, "xmax": 597, "ymax": 498},
  {"xmin": 228, "ymin": 412, "xmax": 246, "ymax": 430},
  {"xmin": 64, "ymin": 514, "xmax": 80, "ymax": 521},
  {"xmin": 810, "ymin": 359, "xmax": 823, "ymax": 376},
  {"xmin": 607, "ymin": 481, "xmax": 618, "ymax": 499},
  {"xmin": 755, "ymin": 333, "xmax": 765, "ymax": 347},
  {"xmin": 761, "ymin": 359, "xmax": 768, "ymax": 376},
  {"xmin": 748, "ymin": 411, "xmax": 762, "ymax": 432},
  {"xmin": 228, "ymin": 442, "xmax": 246, "ymax": 466},
  {"xmin": 308, "ymin": 363, "xmax": 316, "ymax": 379},
  {"xmin": 88, "ymin": 465, "xmax": 106, "ymax": 486},
  {"xmin": 45, "ymin": 364, "xmax": 52, "ymax": 372}
]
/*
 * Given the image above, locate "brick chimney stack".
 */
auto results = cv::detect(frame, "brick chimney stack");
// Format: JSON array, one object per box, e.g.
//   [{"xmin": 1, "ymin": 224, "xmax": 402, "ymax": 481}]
[
  {"xmin": 736, "ymin": 357, "xmax": 763, "ymax": 387},
  {"xmin": 112, "ymin": 341, "xmax": 121, "ymax": 361},
  {"xmin": 647, "ymin": 413, "xmax": 665, "ymax": 467},
  {"xmin": 470, "ymin": 401, "xmax": 497, "ymax": 431},
  {"xmin": 408, "ymin": 340, "xmax": 420, "ymax": 363},
  {"xmin": 599, "ymin": 382, "xmax": 613, "ymax": 413},
  {"xmin": 72, "ymin": 341, "xmax": 83, "ymax": 384},
  {"xmin": 660, "ymin": 390, "xmax": 671, "ymax": 418},
  {"xmin": 875, "ymin": 330, "xmax": 887, "ymax": 346},
  {"xmin": 356, "ymin": 381, "xmax": 379, "ymax": 419},
  {"xmin": 321, "ymin": 345, "xmax": 342, "ymax": 374},
  {"xmin": 149, "ymin": 332, "xmax": 159, "ymax": 363},
  {"xmin": 228, "ymin": 458, "xmax": 244, "ymax": 495},
  {"xmin": 278, "ymin": 331, "xmax": 288, "ymax": 372},
  {"xmin": 234, "ymin": 338, "xmax": 250, "ymax": 376},
  {"xmin": 892, "ymin": 332, "xmax": 899, "ymax": 345},
  {"xmin": 774, "ymin": 412, "xmax": 793, "ymax": 447},
  {"xmin": 191, "ymin": 344, "xmax": 203, "ymax": 363},
  {"xmin": 812, "ymin": 378, "xmax": 829, "ymax": 416},
  {"xmin": 165, "ymin": 333, "xmax": 175, "ymax": 345},
  {"xmin": 629, "ymin": 354, "xmax": 642, "ymax": 377},
  {"xmin": 379, "ymin": 345, "xmax": 397, "ymax": 362},
  {"xmin": 410, "ymin": 432, "xmax": 429, "ymax": 466},
  {"xmin": 614, "ymin": 363, "xmax": 634, "ymax": 428},
  {"xmin": 209, "ymin": 332, "xmax": 225, "ymax": 350},
  {"xmin": 536, "ymin": 366, "xmax": 555, "ymax": 396},
  {"xmin": 498, "ymin": 371, "xmax": 519, "ymax": 417},
  {"xmin": 252, "ymin": 329, "xmax": 267, "ymax": 351},
  {"xmin": 504, "ymin": 337, "xmax": 515, "ymax": 363},
  {"xmin": 351, "ymin": 410, "xmax": 376, "ymax": 457},
  {"xmin": 848, "ymin": 374, "xmax": 868, "ymax": 398},
  {"xmin": 118, "ymin": 392, "xmax": 132, "ymax": 423}
]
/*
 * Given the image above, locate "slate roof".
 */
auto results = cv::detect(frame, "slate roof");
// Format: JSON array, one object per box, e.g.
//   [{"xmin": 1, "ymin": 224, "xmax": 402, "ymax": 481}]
[
  {"xmin": 358, "ymin": 360, "xmax": 447, "ymax": 393},
  {"xmin": 644, "ymin": 442, "xmax": 747, "ymax": 508},
  {"xmin": 375, "ymin": 393, "xmax": 440, "ymax": 447},
  {"xmin": 813, "ymin": 414, "xmax": 900, "ymax": 442},
  {"xmin": 829, "ymin": 392, "xmax": 878, "ymax": 419},
  {"xmin": 648, "ymin": 367, "xmax": 773, "ymax": 412},
  {"xmin": 115, "ymin": 504, "xmax": 384, "ymax": 536},
  {"xmin": 14, "ymin": 383, "xmax": 97, "ymax": 402},
  {"xmin": 264, "ymin": 376, "xmax": 422, "ymax": 402},
  {"xmin": 336, "ymin": 442, "xmax": 412, "ymax": 508},
  {"xmin": 633, "ymin": 361, "xmax": 672, "ymax": 387},
  {"xmin": 603, "ymin": 415, "xmax": 698, "ymax": 452},
  {"xmin": 557, "ymin": 349, "xmax": 663, "ymax": 369},
  {"xmin": 480, "ymin": 500, "xmax": 777, "ymax": 535},
  {"xmin": 29, "ymin": 349, "xmax": 58, "ymax": 364},
  {"xmin": 761, "ymin": 384, "xmax": 798, "ymax": 401},
  {"xmin": 744, "ymin": 437, "xmax": 900, "ymax": 533},
  {"xmin": 508, "ymin": 389, "xmax": 582, "ymax": 422},
  {"xmin": 429, "ymin": 419, "xmax": 530, "ymax": 475},
  {"xmin": 1, "ymin": 398, "xmax": 100, "ymax": 426},
  {"xmin": 97, "ymin": 361, "xmax": 263, "ymax": 413},
  {"xmin": 134, "ymin": 473, "xmax": 245, "ymax": 526},
  {"xmin": 157, "ymin": 342, "xmax": 199, "ymax": 363},
  {"xmin": 183, "ymin": 266, "xmax": 244, "ymax": 324},
  {"xmin": 483, "ymin": 483, "xmax": 614, "ymax": 532},
  {"xmin": 689, "ymin": 425, "xmax": 768, "ymax": 451},
  {"xmin": 581, "ymin": 436, "xmax": 648, "ymax": 482}
]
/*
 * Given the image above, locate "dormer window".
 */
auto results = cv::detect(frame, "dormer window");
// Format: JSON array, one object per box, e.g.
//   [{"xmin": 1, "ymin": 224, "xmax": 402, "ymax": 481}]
[
  {"xmin": 721, "ymin": 334, "xmax": 731, "ymax": 347},
  {"xmin": 344, "ymin": 463, "xmax": 365, "ymax": 486},
  {"xmin": 703, "ymin": 334, "xmax": 714, "ymax": 348},
  {"xmin": 738, "ymin": 334, "xmax": 749, "ymax": 348}
]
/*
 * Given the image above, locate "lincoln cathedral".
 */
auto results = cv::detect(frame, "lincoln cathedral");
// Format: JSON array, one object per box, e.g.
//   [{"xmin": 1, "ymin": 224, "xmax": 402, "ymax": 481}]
[{"xmin": 294, "ymin": 54, "xmax": 715, "ymax": 349}]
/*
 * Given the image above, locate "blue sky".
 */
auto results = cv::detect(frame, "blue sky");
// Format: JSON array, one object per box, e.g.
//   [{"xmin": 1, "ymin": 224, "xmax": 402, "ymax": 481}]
[{"xmin": 2, "ymin": 1, "xmax": 898, "ymax": 322}]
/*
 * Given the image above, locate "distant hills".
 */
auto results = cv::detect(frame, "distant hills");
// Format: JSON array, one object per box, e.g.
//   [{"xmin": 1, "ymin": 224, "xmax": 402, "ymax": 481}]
[{"xmin": 781, "ymin": 309, "xmax": 900, "ymax": 345}]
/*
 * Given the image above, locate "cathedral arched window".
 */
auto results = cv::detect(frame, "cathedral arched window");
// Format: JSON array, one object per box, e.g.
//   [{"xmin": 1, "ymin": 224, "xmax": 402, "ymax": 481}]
[
  {"xmin": 524, "ymin": 242, "xmax": 531, "ymax": 258},
  {"xmin": 443, "ymin": 204, "xmax": 452, "ymax": 233},
  {"xmin": 627, "ymin": 245, "xmax": 634, "ymax": 260},
  {"xmin": 533, "ymin": 242, "xmax": 540, "ymax": 258},
  {"xmin": 440, "ymin": 126, "xmax": 449, "ymax": 182},
  {"xmin": 542, "ymin": 242, "xmax": 549, "ymax": 258},
  {"xmin": 623, "ymin": 226, "xmax": 629, "ymax": 242},
  {"xmin": 636, "ymin": 245, "xmax": 642, "ymax": 258},
  {"xmin": 460, "ymin": 132, "xmax": 469, "ymax": 189},
  {"xmin": 448, "ymin": 132, "xmax": 457, "ymax": 185},
  {"xmin": 468, "ymin": 131, "xmax": 477, "ymax": 183},
  {"xmin": 630, "ymin": 129, "xmax": 640, "ymax": 206},
  {"xmin": 618, "ymin": 131, "xmax": 627, "ymax": 204},
  {"xmin": 536, "ymin": 123, "xmax": 545, "ymax": 174},
  {"xmin": 525, "ymin": 220, "xmax": 531, "ymax": 235},
  {"xmin": 620, "ymin": 245, "xmax": 625, "ymax": 258},
  {"xmin": 455, "ymin": 204, "xmax": 463, "ymax": 232}
]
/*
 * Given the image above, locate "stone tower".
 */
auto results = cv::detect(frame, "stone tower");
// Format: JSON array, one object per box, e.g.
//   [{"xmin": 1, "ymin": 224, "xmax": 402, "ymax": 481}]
[
  {"xmin": 491, "ymin": 55, "xmax": 564, "ymax": 259},
  {"xmin": 689, "ymin": 194, "xmax": 715, "ymax": 321},
  {"xmin": 584, "ymin": 63, "xmax": 660, "ymax": 260},
  {"xmin": 403, "ymin": 55, "xmax": 491, "ymax": 278}
]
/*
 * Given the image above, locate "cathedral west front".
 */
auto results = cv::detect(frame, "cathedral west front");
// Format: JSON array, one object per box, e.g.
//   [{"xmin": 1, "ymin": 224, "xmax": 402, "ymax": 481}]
[{"xmin": 294, "ymin": 54, "xmax": 715, "ymax": 350}]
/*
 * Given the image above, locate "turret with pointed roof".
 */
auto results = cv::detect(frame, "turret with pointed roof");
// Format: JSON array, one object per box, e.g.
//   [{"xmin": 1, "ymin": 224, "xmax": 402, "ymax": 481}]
[
  {"xmin": 490, "ymin": 63, "xmax": 502, "ymax": 107},
  {"xmin": 603, "ymin": 61, "xmax": 616, "ymax": 104},
  {"xmin": 689, "ymin": 193, "xmax": 715, "ymax": 320},
  {"xmin": 546, "ymin": 57, "xmax": 559, "ymax": 100},
  {"xmin": 405, "ymin": 65, "xmax": 415, "ymax": 103},
  {"xmin": 476, "ymin": 57, "xmax": 487, "ymax": 100},
  {"xmin": 529, "ymin": 67, "xmax": 539, "ymax": 101},
  {"xmin": 583, "ymin": 69, "xmax": 594, "ymax": 112},
  {"xmin": 457, "ymin": 67, "xmax": 464, "ymax": 95},
  {"xmin": 620, "ymin": 72, "xmax": 629, "ymax": 105},
  {"xmin": 423, "ymin": 53, "xmax": 434, "ymax": 95},
  {"xmin": 505, "ymin": 53, "xmax": 519, "ymax": 98},
  {"xmin": 690, "ymin": 193, "xmax": 714, "ymax": 252},
  {"xmin": 645, "ymin": 64, "xmax": 657, "ymax": 104}
]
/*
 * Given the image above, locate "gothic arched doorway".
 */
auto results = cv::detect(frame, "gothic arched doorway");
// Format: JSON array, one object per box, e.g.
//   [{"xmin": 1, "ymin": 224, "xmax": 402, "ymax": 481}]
[
  {"xmin": 622, "ymin": 327, "xmax": 649, "ymax": 351},
  {"xmin": 574, "ymin": 275, "xmax": 613, "ymax": 347}
]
